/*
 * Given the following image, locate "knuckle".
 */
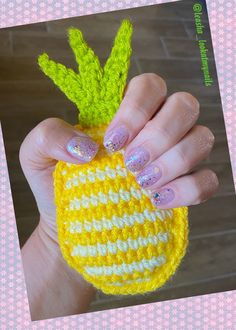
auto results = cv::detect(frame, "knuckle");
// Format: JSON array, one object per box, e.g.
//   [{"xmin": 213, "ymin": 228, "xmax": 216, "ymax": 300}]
[
  {"xmin": 34, "ymin": 117, "xmax": 63, "ymax": 146},
  {"xmin": 207, "ymin": 129, "xmax": 215, "ymax": 146},
  {"xmin": 208, "ymin": 169, "xmax": 220, "ymax": 190},
  {"xmin": 126, "ymin": 97, "xmax": 150, "ymax": 122},
  {"xmin": 145, "ymin": 73, "xmax": 167, "ymax": 96},
  {"xmin": 143, "ymin": 120, "xmax": 155, "ymax": 134},
  {"xmin": 193, "ymin": 183, "xmax": 205, "ymax": 205},
  {"xmin": 197, "ymin": 125, "xmax": 215, "ymax": 147},
  {"xmin": 177, "ymin": 146, "xmax": 191, "ymax": 172},
  {"xmin": 171, "ymin": 91, "xmax": 200, "ymax": 113},
  {"xmin": 38, "ymin": 117, "xmax": 63, "ymax": 129},
  {"xmin": 36, "ymin": 117, "xmax": 62, "ymax": 132},
  {"xmin": 145, "ymin": 120, "xmax": 171, "ymax": 141},
  {"xmin": 129, "ymin": 74, "xmax": 140, "ymax": 85},
  {"xmin": 192, "ymin": 169, "xmax": 219, "ymax": 204},
  {"xmin": 131, "ymin": 73, "xmax": 167, "ymax": 97}
]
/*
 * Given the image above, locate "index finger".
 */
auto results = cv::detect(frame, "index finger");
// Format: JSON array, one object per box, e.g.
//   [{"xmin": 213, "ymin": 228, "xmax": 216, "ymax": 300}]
[{"xmin": 103, "ymin": 73, "xmax": 167, "ymax": 152}]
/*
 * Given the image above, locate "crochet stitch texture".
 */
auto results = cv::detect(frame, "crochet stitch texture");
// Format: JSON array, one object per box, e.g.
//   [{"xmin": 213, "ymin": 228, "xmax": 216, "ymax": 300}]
[{"xmin": 38, "ymin": 19, "xmax": 189, "ymax": 295}]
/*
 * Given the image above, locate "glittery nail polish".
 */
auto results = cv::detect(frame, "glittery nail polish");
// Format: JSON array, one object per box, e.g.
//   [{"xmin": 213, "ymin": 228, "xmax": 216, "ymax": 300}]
[
  {"xmin": 67, "ymin": 136, "xmax": 99, "ymax": 162},
  {"xmin": 151, "ymin": 188, "xmax": 175, "ymax": 206},
  {"xmin": 103, "ymin": 125, "xmax": 129, "ymax": 153},
  {"xmin": 125, "ymin": 147, "xmax": 150, "ymax": 172},
  {"xmin": 136, "ymin": 164, "xmax": 162, "ymax": 188}
]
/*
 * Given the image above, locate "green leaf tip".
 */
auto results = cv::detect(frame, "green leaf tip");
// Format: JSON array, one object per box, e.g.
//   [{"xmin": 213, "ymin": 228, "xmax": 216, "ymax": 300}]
[{"xmin": 37, "ymin": 18, "xmax": 133, "ymax": 128}]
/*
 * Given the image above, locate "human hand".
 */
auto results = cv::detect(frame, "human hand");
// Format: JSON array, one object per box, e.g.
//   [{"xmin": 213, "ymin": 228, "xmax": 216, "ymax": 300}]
[
  {"xmin": 19, "ymin": 118, "xmax": 99, "ymax": 243},
  {"xmin": 19, "ymin": 73, "xmax": 219, "ymax": 320},
  {"xmin": 103, "ymin": 73, "xmax": 219, "ymax": 208},
  {"xmin": 20, "ymin": 73, "xmax": 219, "ymax": 243},
  {"xmin": 19, "ymin": 119, "xmax": 99, "ymax": 319}
]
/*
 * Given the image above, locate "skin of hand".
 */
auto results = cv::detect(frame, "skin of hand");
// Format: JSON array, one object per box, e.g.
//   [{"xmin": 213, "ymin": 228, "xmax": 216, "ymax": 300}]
[{"xmin": 20, "ymin": 73, "xmax": 219, "ymax": 321}]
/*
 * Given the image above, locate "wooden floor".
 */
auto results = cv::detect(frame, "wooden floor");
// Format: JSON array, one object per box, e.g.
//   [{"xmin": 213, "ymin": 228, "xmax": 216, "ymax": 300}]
[{"xmin": 0, "ymin": 0, "xmax": 236, "ymax": 313}]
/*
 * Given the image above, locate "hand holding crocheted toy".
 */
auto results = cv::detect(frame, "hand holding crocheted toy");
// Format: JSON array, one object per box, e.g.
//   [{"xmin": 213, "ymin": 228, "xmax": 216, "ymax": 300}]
[{"xmin": 20, "ymin": 19, "xmax": 218, "ymax": 316}]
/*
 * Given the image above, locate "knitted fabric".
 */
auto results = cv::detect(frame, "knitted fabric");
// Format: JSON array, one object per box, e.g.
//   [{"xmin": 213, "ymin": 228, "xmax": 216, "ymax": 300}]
[{"xmin": 38, "ymin": 19, "xmax": 189, "ymax": 295}]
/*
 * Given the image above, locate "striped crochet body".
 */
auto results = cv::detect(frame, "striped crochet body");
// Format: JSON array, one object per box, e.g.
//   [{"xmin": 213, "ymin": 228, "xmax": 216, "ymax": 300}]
[
  {"xmin": 38, "ymin": 19, "xmax": 189, "ymax": 295},
  {"xmin": 54, "ymin": 125, "xmax": 188, "ymax": 295}
]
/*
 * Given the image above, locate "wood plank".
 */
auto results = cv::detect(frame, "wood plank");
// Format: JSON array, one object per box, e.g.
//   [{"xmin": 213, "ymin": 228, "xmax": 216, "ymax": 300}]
[
  {"xmin": 0, "ymin": 32, "xmax": 12, "ymax": 56},
  {"xmin": 12, "ymin": 34, "xmax": 70, "ymax": 57},
  {"xmin": 2, "ymin": 22, "xmax": 47, "ymax": 33},
  {"xmin": 189, "ymin": 194, "xmax": 236, "ymax": 236},
  {"xmin": 197, "ymin": 104, "xmax": 226, "ymax": 133},
  {"xmin": 208, "ymin": 132, "xmax": 232, "ymax": 164},
  {"xmin": 47, "ymin": 15, "xmax": 121, "ymax": 38},
  {"xmin": 184, "ymin": 19, "xmax": 211, "ymax": 39},
  {"xmin": 132, "ymin": 38, "xmax": 166, "ymax": 59},
  {"xmin": 0, "ymin": 57, "xmax": 46, "ymax": 81},
  {"xmin": 205, "ymin": 162, "xmax": 234, "ymax": 196},
  {"xmin": 185, "ymin": 161, "xmax": 234, "ymax": 198},
  {"xmin": 138, "ymin": 59, "xmax": 218, "ymax": 83},
  {"xmin": 89, "ymin": 273, "xmax": 236, "ymax": 312},
  {"xmin": 162, "ymin": 37, "xmax": 206, "ymax": 59},
  {"xmin": 89, "ymin": 232, "xmax": 236, "ymax": 310},
  {"xmin": 16, "ymin": 216, "xmax": 38, "ymax": 247},
  {"xmin": 46, "ymin": 9, "xmax": 187, "ymax": 39},
  {"xmin": 165, "ymin": 79, "xmax": 222, "ymax": 106}
]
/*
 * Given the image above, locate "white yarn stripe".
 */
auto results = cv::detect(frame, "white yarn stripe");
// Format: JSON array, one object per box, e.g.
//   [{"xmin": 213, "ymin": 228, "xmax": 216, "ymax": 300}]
[
  {"xmin": 65, "ymin": 164, "xmax": 128, "ymax": 188},
  {"xmin": 84, "ymin": 255, "xmax": 166, "ymax": 276},
  {"xmin": 68, "ymin": 208, "xmax": 173, "ymax": 234},
  {"xmin": 69, "ymin": 187, "xmax": 151, "ymax": 210},
  {"xmin": 71, "ymin": 232, "xmax": 169, "ymax": 257}
]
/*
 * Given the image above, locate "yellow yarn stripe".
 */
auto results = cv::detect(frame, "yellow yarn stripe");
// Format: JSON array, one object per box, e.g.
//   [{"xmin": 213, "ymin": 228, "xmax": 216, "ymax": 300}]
[
  {"xmin": 69, "ymin": 241, "xmax": 170, "ymax": 268},
  {"xmin": 64, "ymin": 203, "xmax": 171, "ymax": 233},
  {"xmin": 107, "ymin": 277, "xmax": 152, "ymax": 286},
  {"xmin": 68, "ymin": 186, "xmax": 151, "ymax": 210},
  {"xmin": 67, "ymin": 208, "xmax": 173, "ymax": 234},
  {"xmin": 71, "ymin": 232, "xmax": 169, "ymax": 257},
  {"xmin": 65, "ymin": 219, "xmax": 170, "ymax": 245}
]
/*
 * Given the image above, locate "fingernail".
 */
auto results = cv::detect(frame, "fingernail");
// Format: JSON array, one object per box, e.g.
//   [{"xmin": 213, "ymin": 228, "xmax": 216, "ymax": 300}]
[
  {"xmin": 125, "ymin": 147, "xmax": 150, "ymax": 172},
  {"xmin": 66, "ymin": 136, "xmax": 99, "ymax": 162},
  {"xmin": 103, "ymin": 125, "xmax": 129, "ymax": 153},
  {"xmin": 136, "ymin": 164, "xmax": 162, "ymax": 188},
  {"xmin": 151, "ymin": 188, "xmax": 175, "ymax": 206}
]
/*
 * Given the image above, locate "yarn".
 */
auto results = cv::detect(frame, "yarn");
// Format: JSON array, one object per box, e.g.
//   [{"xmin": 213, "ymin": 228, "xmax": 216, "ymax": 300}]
[
  {"xmin": 38, "ymin": 19, "xmax": 132, "ymax": 128},
  {"xmin": 38, "ymin": 19, "xmax": 189, "ymax": 295}
]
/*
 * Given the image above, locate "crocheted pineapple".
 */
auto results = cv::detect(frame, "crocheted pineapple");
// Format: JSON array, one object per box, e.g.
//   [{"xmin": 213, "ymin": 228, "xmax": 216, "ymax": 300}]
[{"xmin": 38, "ymin": 19, "xmax": 188, "ymax": 295}]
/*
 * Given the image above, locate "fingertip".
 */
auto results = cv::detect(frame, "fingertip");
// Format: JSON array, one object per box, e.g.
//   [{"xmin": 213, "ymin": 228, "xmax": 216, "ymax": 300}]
[
  {"xmin": 20, "ymin": 118, "xmax": 100, "ymax": 170},
  {"xmin": 66, "ymin": 135, "xmax": 99, "ymax": 163},
  {"xmin": 103, "ymin": 124, "xmax": 130, "ymax": 153},
  {"xmin": 150, "ymin": 188, "xmax": 176, "ymax": 208}
]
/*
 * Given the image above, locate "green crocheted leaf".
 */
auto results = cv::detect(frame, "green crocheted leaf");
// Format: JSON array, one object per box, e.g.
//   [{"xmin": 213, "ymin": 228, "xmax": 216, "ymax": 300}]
[
  {"xmin": 100, "ymin": 19, "xmax": 133, "ymax": 122},
  {"xmin": 38, "ymin": 19, "xmax": 133, "ymax": 128},
  {"xmin": 68, "ymin": 27, "xmax": 103, "ymax": 89},
  {"xmin": 38, "ymin": 53, "xmax": 84, "ymax": 106}
]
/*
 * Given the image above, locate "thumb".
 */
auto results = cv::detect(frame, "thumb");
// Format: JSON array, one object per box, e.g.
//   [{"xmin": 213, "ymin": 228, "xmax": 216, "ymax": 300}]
[
  {"xmin": 19, "ymin": 118, "xmax": 99, "ymax": 222},
  {"xmin": 19, "ymin": 117, "xmax": 99, "ymax": 174}
]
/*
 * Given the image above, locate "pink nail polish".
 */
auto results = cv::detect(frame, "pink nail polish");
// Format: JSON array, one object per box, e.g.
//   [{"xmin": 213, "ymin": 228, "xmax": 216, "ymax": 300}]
[
  {"xmin": 103, "ymin": 125, "xmax": 129, "ymax": 152},
  {"xmin": 151, "ymin": 188, "xmax": 175, "ymax": 206},
  {"xmin": 136, "ymin": 164, "xmax": 162, "ymax": 188},
  {"xmin": 125, "ymin": 147, "xmax": 150, "ymax": 172},
  {"xmin": 67, "ymin": 136, "xmax": 99, "ymax": 162}
]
